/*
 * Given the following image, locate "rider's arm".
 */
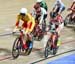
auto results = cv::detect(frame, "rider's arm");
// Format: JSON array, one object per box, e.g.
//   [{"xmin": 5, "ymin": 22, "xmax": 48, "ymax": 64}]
[
  {"xmin": 52, "ymin": 2, "xmax": 57, "ymax": 11},
  {"xmin": 70, "ymin": 2, "xmax": 75, "ymax": 9},
  {"xmin": 25, "ymin": 14, "xmax": 35, "ymax": 33},
  {"xmin": 29, "ymin": 17, "xmax": 35, "ymax": 32},
  {"xmin": 13, "ymin": 15, "xmax": 20, "ymax": 32},
  {"xmin": 58, "ymin": 3, "xmax": 65, "ymax": 15},
  {"xmin": 39, "ymin": 8, "xmax": 47, "ymax": 24},
  {"xmin": 39, "ymin": 14, "xmax": 44, "ymax": 24},
  {"xmin": 31, "ymin": 9, "xmax": 36, "ymax": 18},
  {"xmin": 15, "ymin": 15, "xmax": 20, "ymax": 28}
]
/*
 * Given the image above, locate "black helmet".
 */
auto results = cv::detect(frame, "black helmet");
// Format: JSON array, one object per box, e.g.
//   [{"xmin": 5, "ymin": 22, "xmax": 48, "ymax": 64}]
[{"xmin": 50, "ymin": 12, "xmax": 57, "ymax": 18}]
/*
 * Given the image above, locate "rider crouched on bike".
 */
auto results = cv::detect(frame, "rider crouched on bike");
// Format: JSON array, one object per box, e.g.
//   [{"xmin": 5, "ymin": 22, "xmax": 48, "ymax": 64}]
[
  {"xmin": 49, "ymin": 12, "xmax": 64, "ymax": 48},
  {"xmin": 13, "ymin": 8, "xmax": 35, "ymax": 48},
  {"xmin": 67, "ymin": 0, "xmax": 75, "ymax": 21},
  {"xmin": 51, "ymin": 0, "xmax": 65, "ymax": 16},
  {"xmin": 36, "ymin": 0, "xmax": 48, "ymax": 11},
  {"xmin": 32, "ymin": 3, "xmax": 47, "ymax": 31},
  {"xmin": 50, "ymin": 0, "xmax": 65, "ymax": 46}
]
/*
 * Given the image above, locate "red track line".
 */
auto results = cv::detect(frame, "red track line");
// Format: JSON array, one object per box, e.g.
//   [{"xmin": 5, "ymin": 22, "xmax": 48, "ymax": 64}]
[
  {"xmin": 32, "ymin": 39, "xmax": 75, "ymax": 52},
  {"xmin": 62, "ymin": 39, "xmax": 75, "ymax": 44},
  {"xmin": 0, "ymin": 56, "xmax": 12, "ymax": 61},
  {"xmin": 0, "ymin": 39, "xmax": 75, "ymax": 61}
]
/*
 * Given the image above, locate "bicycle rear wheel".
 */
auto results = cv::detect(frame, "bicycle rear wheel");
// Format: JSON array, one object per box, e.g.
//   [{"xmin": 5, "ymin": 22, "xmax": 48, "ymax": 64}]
[
  {"xmin": 64, "ymin": 14, "xmax": 71, "ymax": 26},
  {"xmin": 44, "ymin": 40, "xmax": 50, "ymax": 58},
  {"xmin": 12, "ymin": 37, "xmax": 21, "ymax": 59}
]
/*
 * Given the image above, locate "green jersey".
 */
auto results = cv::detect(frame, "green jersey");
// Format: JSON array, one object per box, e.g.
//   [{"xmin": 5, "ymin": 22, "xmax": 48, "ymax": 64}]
[{"xmin": 40, "ymin": 1, "xmax": 48, "ymax": 11}]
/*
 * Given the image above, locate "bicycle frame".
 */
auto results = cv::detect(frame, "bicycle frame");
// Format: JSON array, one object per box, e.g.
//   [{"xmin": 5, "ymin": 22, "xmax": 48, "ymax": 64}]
[
  {"xmin": 44, "ymin": 30, "xmax": 58, "ymax": 58},
  {"xmin": 33, "ymin": 21, "xmax": 44, "ymax": 38},
  {"xmin": 50, "ymin": 31, "xmax": 58, "ymax": 48},
  {"xmin": 49, "ymin": 18, "xmax": 59, "ymax": 48},
  {"xmin": 18, "ymin": 29, "xmax": 28, "ymax": 49},
  {"xmin": 12, "ymin": 28, "xmax": 34, "ymax": 59}
]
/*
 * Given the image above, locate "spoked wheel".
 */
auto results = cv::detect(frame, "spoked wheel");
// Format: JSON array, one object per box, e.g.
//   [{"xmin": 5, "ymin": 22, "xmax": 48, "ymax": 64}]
[
  {"xmin": 64, "ymin": 14, "xmax": 71, "ymax": 26},
  {"xmin": 12, "ymin": 37, "xmax": 21, "ymax": 59},
  {"xmin": 44, "ymin": 40, "xmax": 50, "ymax": 58},
  {"xmin": 24, "ymin": 40, "xmax": 33, "ymax": 55}
]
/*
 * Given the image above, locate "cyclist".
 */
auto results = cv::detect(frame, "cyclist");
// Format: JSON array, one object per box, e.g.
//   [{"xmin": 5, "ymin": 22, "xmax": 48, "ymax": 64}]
[
  {"xmin": 36, "ymin": 0, "xmax": 48, "ymax": 11},
  {"xmin": 67, "ymin": 0, "xmax": 75, "ymax": 21},
  {"xmin": 32, "ymin": 3, "xmax": 47, "ymax": 31},
  {"xmin": 49, "ymin": 12, "xmax": 64, "ymax": 49},
  {"xmin": 51, "ymin": 0, "xmax": 65, "ymax": 16},
  {"xmin": 13, "ymin": 8, "xmax": 35, "ymax": 48},
  {"xmin": 69, "ymin": 0, "xmax": 75, "ymax": 10}
]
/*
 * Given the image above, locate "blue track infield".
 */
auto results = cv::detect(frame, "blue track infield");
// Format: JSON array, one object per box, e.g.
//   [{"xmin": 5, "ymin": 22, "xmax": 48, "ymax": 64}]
[{"xmin": 47, "ymin": 54, "xmax": 75, "ymax": 64}]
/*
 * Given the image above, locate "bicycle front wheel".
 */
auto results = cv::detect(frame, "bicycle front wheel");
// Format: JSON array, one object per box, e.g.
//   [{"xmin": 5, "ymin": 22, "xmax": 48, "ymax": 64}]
[
  {"xmin": 12, "ymin": 37, "xmax": 21, "ymax": 59},
  {"xmin": 44, "ymin": 40, "xmax": 50, "ymax": 58},
  {"xmin": 52, "ymin": 37, "xmax": 58, "ymax": 55}
]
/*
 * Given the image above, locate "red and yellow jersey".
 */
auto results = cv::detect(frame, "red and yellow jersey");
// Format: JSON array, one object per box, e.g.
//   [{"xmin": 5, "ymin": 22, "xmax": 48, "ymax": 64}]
[{"xmin": 15, "ymin": 13, "xmax": 35, "ymax": 33}]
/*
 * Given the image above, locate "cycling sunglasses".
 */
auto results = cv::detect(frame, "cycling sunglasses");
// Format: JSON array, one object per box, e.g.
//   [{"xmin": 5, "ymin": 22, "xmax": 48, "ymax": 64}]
[{"xmin": 20, "ymin": 13, "xmax": 25, "ymax": 16}]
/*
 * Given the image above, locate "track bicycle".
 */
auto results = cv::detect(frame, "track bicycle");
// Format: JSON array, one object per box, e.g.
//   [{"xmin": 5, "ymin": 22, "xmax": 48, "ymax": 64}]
[{"xmin": 12, "ymin": 28, "xmax": 33, "ymax": 59}]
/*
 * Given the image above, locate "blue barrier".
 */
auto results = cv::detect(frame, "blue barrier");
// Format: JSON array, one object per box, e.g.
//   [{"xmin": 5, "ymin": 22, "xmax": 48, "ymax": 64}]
[{"xmin": 47, "ymin": 54, "xmax": 75, "ymax": 64}]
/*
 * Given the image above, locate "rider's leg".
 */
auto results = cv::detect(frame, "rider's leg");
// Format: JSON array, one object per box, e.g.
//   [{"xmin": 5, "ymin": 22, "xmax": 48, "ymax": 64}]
[
  {"xmin": 49, "ymin": 33, "xmax": 53, "ymax": 50},
  {"xmin": 26, "ymin": 33, "xmax": 33, "ymax": 48},
  {"xmin": 43, "ymin": 14, "xmax": 47, "ymax": 23},
  {"xmin": 43, "ymin": 14, "xmax": 47, "ymax": 31},
  {"xmin": 21, "ymin": 25, "xmax": 28, "ymax": 49},
  {"xmin": 56, "ymin": 23, "xmax": 64, "ymax": 47},
  {"xmin": 71, "ymin": 12, "xmax": 75, "ymax": 22},
  {"xmin": 55, "ymin": 7, "xmax": 60, "ymax": 14},
  {"xmin": 22, "ymin": 36, "xmax": 28, "ymax": 49},
  {"xmin": 61, "ymin": 7, "xmax": 65, "ymax": 13}
]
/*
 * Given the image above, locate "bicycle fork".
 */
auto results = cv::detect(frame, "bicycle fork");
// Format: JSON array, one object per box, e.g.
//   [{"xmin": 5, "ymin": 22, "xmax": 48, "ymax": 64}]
[
  {"xmin": 21, "ymin": 37, "xmax": 28, "ymax": 49},
  {"xmin": 50, "ymin": 34, "xmax": 58, "ymax": 49}
]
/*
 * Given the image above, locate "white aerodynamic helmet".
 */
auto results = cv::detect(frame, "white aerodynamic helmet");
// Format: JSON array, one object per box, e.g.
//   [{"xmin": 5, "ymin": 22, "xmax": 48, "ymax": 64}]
[
  {"xmin": 36, "ymin": 0, "xmax": 42, "ymax": 2},
  {"xmin": 20, "ymin": 8, "xmax": 27, "ymax": 14}
]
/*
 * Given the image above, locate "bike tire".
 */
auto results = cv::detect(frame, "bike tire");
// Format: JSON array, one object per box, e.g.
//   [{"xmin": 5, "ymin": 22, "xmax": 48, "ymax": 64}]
[
  {"xmin": 52, "ymin": 37, "xmax": 58, "ymax": 55},
  {"xmin": 64, "ymin": 14, "xmax": 71, "ymax": 26},
  {"xmin": 12, "ymin": 37, "xmax": 20, "ymax": 59},
  {"xmin": 44, "ymin": 40, "xmax": 50, "ymax": 58}
]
